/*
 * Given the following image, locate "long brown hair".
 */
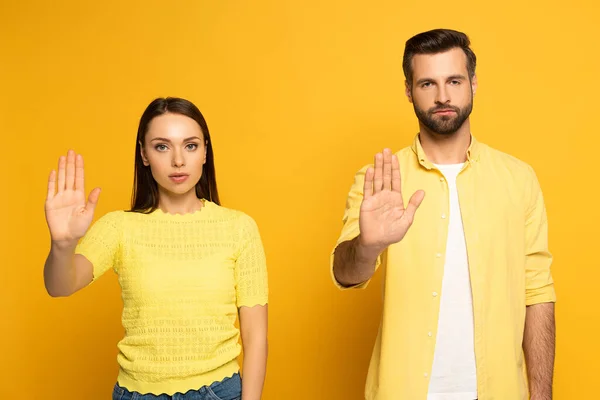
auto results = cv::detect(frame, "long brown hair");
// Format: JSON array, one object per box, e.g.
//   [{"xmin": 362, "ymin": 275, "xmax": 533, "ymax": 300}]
[{"xmin": 129, "ymin": 97, "xmax": 220, "ymax": 213}]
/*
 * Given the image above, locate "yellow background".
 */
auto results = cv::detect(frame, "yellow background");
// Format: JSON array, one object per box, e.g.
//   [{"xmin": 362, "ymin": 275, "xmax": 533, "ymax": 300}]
[{"xmin": 1, "ymin": 0, "xmax": 598, "ymax": 398}]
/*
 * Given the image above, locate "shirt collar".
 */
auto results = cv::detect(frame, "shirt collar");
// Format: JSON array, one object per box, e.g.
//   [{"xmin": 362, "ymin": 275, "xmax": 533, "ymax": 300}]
[{"xmin": 410, "ymin": 133, "xmax": 481, "ymax": 170}]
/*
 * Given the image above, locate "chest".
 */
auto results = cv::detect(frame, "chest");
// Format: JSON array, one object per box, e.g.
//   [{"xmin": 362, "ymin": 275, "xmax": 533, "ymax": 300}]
[{"xmin": 117, "ymin": 225, "xmax": 239, "ymax": 302}]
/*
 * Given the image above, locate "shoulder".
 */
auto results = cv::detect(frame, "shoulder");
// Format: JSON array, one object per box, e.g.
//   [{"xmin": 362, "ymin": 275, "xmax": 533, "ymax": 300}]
[
  {"xmin": 206, "ymin": 202, "xmax": 259, "ymax": 231},
  {"xmin": 395, "ymin": 144, "xmax": 417, "ymax": 161},
  {"xmin": 93, "ymin": 210, "xmax": 126, "ymax": 226},
  {"xmin": 81, "ymin": 210, "xmax": 126, "ymax": 244},
  {"xmin": 480, "ymin": 143, "xmax": 538, "ymax": 181}
]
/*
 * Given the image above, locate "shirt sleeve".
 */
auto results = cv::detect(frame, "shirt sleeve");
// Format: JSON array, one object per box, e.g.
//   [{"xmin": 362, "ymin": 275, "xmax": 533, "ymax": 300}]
[
  {"xmin": 235, "ymin": 213, "xmax": 269, "ymax": 308},
  {"xmin": 329, "ymin": 165, "xmax": 382, "ymax": 290},
  {"xmin": 75, "ymin": 211, "xmax": 123, "ymax": 283},
  {"xmin": 524, "ymin": 167, "xmax": 556, "ymax": 306}
]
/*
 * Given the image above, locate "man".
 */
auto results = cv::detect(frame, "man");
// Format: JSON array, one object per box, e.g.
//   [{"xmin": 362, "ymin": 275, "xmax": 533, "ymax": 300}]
[{"xmin": 331, "ymin": 29, "xmax": 556, "ymax": 400}]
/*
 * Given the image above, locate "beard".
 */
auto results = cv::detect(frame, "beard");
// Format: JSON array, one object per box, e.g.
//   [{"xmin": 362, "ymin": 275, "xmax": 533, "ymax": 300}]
[{"xmin": 413, "ymin": 98, "xmax": 473, "ymax": 136}]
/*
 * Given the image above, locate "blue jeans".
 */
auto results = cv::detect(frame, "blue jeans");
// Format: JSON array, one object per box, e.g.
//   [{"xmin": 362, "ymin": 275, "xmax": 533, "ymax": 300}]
[{"xmin": 112, "ymin": 373, "xmax": 242, "ymax": 400}]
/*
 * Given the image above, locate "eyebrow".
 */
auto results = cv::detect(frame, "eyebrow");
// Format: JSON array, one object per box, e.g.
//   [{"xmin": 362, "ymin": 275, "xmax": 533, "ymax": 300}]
[
  {"xmin": 150, "ymin": 136, "xmax": 202, "ymax": 142},
  {"xmin": 415, "ymin": 75, "xmax": 468, "ymax": 85},
  {"xmin": 447, "ymin": 74, "xmax": 468, "ymax": 81}
]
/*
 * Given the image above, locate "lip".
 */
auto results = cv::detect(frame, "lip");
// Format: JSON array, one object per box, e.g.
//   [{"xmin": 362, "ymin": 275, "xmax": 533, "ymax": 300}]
[
  {"xmin": 433, "ymin": 109, "xmax": 457, "ymax": 115},
  {"xmin": 169, "ymin": 173, "xmax": 189, "ymax": 183}
]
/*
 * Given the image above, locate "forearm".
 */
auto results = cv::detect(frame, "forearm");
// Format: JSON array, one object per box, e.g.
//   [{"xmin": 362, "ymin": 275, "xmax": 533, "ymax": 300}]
[
  {"xmin": 241, "ymin": 337, "xmax": 268, "ymax": 400},
  {"xmin": 43, "ymin": 241, "xmax": 78, "ymax": 297},
  {"xmin": 333, "ymin": 236, "xmax": 381, "ymax": 286},
  {"xmin": 523, "ymin": 302, "xmax": 555, "ymax": 399}
]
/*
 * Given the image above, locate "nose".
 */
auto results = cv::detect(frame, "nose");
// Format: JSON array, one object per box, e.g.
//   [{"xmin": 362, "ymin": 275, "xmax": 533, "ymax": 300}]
[
  {"xmin": 172, "ymin": 149, "xmax": 185, "ymax": 168},
  {"xmin": 435, "ymin": 85, "xmax": 450, "ymax": 105}
]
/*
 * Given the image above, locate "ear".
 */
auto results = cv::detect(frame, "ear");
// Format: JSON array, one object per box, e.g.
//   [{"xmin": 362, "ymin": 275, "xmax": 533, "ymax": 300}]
[
  {"xmin": 140, "ymin": 142, "xmax": 150, "ymax": 166},
  {"xmin": 203, "ymin": 141, "xmax": 207, "ymax": 165},
  {"xmin": 471, "ymin": 74, "xmax": 478, "ymax": 96},
  {"xmin": 405, "ymin": 80, "xmax": 413, "ymax": 103}
]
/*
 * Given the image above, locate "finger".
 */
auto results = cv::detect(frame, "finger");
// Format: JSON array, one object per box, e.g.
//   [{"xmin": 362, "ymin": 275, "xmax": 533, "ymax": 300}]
[
  {"xmin": 391, "ymin": 153, "xmax": 404, "ymax": 198},
  {"xmin": 391, "ymin": 154, "xmax": 402, "ymax": 191},
  {"xmin": 47, "ymin": 170, "xmax": 56, "ymax": 201},
  {"xmin": 383, "ymin": 148, "xmax": 392, "ymax": 191},
  {"xmin": 66, "ymin": 150, "xmax": 76, "ymax": 191},
  {"xmin": 57, "ymin": 156, "xmax": 66, "ymax": 193},
  {"xmin": 391, "ymin": 154, "xmax": 404, "ymax": 208},
  {"xmin": 363, "ymin": 167, "xmax": 374, "ymax": 199},
  {"xmin": 75, "ymin": 154, "xmax": 85, "ymax": 192},
  {"xmin": 373, "ymin": 152, "xmax": 383, "ymax": 193},
  {"xmin": 404, "ymin": 190, "xmax": 426, "ymax": 223},
  {"xmin": 85, "ymin": 187, "xmax": 101, "ymax": 214}
]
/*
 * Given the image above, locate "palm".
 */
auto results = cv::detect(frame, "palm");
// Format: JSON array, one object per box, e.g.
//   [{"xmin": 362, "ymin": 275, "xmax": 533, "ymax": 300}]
[
  {"xmin": 360, "ymin": 190, "xmax": 411, "ymax": 246},
  {"xmin": 359, "ymin": 149, "xmax": 424, "ymax": 249},
  {"xmin": 45, "ymin": 151, "xmax": 101, "ymax": 244}
]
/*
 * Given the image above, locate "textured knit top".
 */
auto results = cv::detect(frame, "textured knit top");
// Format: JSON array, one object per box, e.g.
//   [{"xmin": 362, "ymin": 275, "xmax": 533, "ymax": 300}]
[{"xmin": 75, "ymin": 200, "xmax": 269, "ymax": 395}]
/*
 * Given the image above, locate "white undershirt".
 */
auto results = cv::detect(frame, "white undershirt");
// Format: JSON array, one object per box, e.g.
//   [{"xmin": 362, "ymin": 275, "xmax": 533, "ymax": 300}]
[{"xmin": 427, "ymin": 163, "xmax": 478, "ymax": 400}]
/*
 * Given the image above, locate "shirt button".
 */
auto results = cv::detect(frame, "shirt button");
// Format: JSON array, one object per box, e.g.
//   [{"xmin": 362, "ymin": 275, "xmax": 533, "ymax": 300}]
[
  {"xmin": 440, "ymin": 177, "xmax": 444, "ymax": 182},
  {"xmin": 428, "ymin": 331, "xmax": 433, "ymax": 337},
  {"xmin": 424, "ymin": 373, "xmax": 429, "ymax": 377},
  {"xmin": 432, "ymin": 292, "xmax": 438, "ymax": 297},
  {"xmin": 436, "ymin": 252, "xmax": 442, "ymax": 258},
  {"xmin": 441, "ymin": 214, "xmax": 446, "ymax": 219}
]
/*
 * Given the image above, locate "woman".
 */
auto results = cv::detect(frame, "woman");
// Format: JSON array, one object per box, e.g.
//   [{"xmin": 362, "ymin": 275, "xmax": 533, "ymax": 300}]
[{"xmin": 43, "ymin": 97, "xmax": 268, "ymax": 400}]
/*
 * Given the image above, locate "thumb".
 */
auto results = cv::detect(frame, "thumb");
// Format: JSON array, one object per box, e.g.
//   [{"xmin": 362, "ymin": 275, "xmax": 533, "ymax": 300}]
[
  {"xmin": 85, "ymin": 187, "xmax": 101, "ymax": 214},
  {"xmin": 404, "ymin": 190, "xmax": 425, "ymax": 222}
]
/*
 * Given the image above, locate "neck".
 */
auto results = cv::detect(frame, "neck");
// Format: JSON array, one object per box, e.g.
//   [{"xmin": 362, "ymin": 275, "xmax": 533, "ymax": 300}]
[
  {"xmin": 157, "ymin": 189, "xmax": 204, "ymax": 215},
  {"xmin": 418, "ymin": 119, "xmax": 472, "ymax": 165}
]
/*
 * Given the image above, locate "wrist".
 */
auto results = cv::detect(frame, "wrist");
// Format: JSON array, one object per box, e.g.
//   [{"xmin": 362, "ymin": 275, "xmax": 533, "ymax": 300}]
[
  {"xmin": 355, "ymin": 235, "xmax": 384, "ymax": 263},
  {"xmin": 50, "ymin": 239, "xmax": 78, "ymax": 253}
]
